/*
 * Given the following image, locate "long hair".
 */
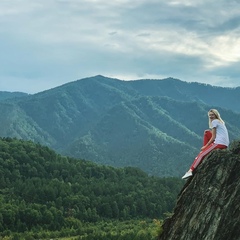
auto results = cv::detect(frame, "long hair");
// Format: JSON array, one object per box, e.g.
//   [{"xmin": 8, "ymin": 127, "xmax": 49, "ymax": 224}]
[{"xmin": 208, "ymin": 109, "xmax": 224, "ymax": 128}]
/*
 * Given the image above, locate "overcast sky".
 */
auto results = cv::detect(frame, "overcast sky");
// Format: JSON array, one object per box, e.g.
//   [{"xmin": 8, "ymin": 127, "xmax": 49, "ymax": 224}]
[{"xmin": 0, "ymin": 0, "xmax": 240, "ymax": 93}]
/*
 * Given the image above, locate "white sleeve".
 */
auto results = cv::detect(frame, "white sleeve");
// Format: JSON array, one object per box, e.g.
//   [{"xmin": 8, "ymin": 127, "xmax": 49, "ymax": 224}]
[{"xmin": 211, "ymin": 120, "xmax": 218, "ymax": 128}]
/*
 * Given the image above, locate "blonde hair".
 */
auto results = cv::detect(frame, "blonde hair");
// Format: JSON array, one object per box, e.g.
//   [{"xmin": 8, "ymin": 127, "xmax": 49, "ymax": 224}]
[{"xmin": 208, "ymin": 109, "xmax": 224, "ymax": 128}]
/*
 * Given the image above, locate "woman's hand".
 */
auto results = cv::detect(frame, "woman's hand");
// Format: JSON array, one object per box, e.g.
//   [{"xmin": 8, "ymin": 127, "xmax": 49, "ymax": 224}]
[{"xmin": 201, "ymin": 146, "xmax": 206, "ymax": 151}]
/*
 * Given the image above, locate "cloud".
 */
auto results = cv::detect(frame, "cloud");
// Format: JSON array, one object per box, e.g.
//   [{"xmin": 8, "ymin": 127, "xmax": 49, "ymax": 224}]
[{"xmin": 0, "ymin": 0, "xmax": 240, "ymax": 93}]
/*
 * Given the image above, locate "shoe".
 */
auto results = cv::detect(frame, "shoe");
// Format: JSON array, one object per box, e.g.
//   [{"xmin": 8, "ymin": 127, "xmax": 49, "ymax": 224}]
[{"xmin": 182, "ymin": 171, "xmax": 193, "ymax": 179}]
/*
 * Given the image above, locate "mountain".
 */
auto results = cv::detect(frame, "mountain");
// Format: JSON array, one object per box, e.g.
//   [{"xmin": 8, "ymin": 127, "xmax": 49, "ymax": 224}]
[
  {"xmin": 1, "ymin": 75, "xmax": 240, "ymax": 177},
  {"xmin": 158, "ymin": 140, "xmax": 240, "ymax": 240}
]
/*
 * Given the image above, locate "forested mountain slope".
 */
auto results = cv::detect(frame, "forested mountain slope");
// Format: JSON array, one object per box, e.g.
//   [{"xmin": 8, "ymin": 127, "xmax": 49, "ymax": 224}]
[
  {"xmin": 0, "ymin": 75, "xmax": 240, "ymax": 177},
  {"xmin": 0, "ymin": 137, "xmax": 183, "ymax": 237},
  {"xmin": 65, "ymin": 97, "xmax": 240, "ymax": 176},
  {"xmin": 0, "ymin": 102, "xmax": 54, "ymax": 146}
]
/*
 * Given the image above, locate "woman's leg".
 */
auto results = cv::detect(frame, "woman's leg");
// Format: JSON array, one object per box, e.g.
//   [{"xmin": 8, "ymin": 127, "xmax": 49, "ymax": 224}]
[
  {"xmin": 203, "ymin": 130, "xmax": 212, "ymax": 146},
  {"xmin": 182, "ymin": 143, "xmax": 227, "ymax": 179},
  {"xmin": 190, "ymin": 143, "xmax": 217, "ymax": 171}
]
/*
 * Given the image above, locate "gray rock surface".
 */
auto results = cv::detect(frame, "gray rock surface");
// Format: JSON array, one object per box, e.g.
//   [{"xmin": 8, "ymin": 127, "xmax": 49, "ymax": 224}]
[{"xmin": 158, "ymin": 141, "xmax": 240, "ymax": 240}]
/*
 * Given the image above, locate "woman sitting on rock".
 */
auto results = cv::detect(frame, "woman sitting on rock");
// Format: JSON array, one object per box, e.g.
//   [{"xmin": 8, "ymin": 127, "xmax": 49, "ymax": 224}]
[{"xmin": 182, "ymin": 109, "xmax": 229, "ymax": 179}]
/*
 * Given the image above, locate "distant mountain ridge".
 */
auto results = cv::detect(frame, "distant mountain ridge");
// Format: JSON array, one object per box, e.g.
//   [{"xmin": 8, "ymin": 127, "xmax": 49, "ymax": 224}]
[
  {"xmin": 127, "ymin": 77, "xmax": 240, "ymax": 113},
  {"xmin": 1, "ymin": 75, "xmax": 240, "ymax": 176},
  {"xmin": 0, "ymin": 91, "xmax": 29, "ymax": 101}
]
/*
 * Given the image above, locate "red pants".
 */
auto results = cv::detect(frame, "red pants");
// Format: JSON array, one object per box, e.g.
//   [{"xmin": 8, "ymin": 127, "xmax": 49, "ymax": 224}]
[{"xmin": 190, "ymin": 130, "xmax": 227, "ymax": 171}]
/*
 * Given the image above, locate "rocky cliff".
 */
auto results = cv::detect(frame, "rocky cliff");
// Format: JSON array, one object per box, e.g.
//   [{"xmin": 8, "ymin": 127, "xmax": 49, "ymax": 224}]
[{"xmin": 158, "ymin": 141, "xmax": 240, "ymax": 240}]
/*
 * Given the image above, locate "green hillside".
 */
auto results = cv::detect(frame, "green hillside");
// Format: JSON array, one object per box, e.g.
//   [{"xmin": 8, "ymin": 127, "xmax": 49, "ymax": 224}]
[
  {"xmin": 64, "ymin": 96, "xmax": 240, "ymax": 176},
  {"xmin": 65, "ymin": 97, "xmax": 200, "ymax": 176},
  {"xmin": 0, "ymin": 102, "xmax": 55, "ymax": 146},
  {"xmin": 0, "ymin": 137, "xmax": 183, "ymax": 239}
]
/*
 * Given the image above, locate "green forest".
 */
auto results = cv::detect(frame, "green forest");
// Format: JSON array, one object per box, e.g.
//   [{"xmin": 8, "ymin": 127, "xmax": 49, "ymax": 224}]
[{"xmin": 0, "ymin": 137, "xmax": 184, "ymax": 239}]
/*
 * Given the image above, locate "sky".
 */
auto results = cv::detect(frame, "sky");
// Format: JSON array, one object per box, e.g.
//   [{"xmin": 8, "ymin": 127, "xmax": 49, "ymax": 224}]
[{"xmin": 0, "ymin": 0, "xmax": 240, "ymax": 94}]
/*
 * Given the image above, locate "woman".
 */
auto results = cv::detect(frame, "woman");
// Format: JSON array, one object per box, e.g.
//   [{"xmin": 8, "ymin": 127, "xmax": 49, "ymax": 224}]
[{"xmin": 182, "ymin": 109, "xmax": 229, "ymax": 179}]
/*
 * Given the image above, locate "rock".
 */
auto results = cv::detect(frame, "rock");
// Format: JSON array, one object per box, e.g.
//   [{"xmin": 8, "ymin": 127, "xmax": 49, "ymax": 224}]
[{"xmin": 158, "ymin": 145, "xmax": 240, "ymax": 240}]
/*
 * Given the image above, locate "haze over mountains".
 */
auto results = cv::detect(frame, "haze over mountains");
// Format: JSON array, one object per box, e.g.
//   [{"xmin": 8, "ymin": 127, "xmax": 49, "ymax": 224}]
[{"xmin": 1, "ymin": 75, "xmax": 240, "ymax": 177}]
